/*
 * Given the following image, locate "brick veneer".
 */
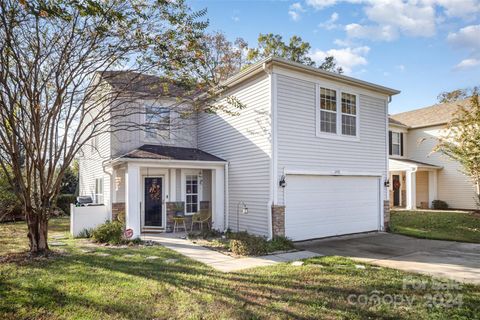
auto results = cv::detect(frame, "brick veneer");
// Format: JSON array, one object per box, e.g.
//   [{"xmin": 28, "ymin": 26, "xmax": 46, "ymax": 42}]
[
  {"xmin": 383, "ymin": 200, "xmax": 390, "ymax": 231},
  {"xmin": 271, "ymin": 205, "xmax": 285, "ymax": 237},
  {"xmin": 111, "ymin": 202, "xmax": 125, "ymax": 222}
]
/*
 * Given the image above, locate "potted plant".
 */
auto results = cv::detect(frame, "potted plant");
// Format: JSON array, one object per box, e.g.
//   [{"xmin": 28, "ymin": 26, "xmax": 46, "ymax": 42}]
[{"xmin": 173, "ymin": 203, "xmax": 184, "ymax": 217}]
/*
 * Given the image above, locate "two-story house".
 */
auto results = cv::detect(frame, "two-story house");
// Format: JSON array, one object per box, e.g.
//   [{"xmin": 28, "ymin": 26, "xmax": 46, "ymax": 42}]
[
  {"xmin": 79, "ymin": 57, "xmax": 399, "ymax": 241},
  {"xmin": 388, "ymin": 99, "xmax": 477, "ymax": 210}
]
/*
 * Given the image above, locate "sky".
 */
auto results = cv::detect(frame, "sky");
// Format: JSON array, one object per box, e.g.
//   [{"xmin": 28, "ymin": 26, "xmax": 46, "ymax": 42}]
[{"xmin": 188, "ymin": 0, "xmax": 480, "ymax": 114}]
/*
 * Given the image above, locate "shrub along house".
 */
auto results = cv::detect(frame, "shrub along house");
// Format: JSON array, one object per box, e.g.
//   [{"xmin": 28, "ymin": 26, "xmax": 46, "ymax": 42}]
[
  {"xmin": 388, "ymin": 99, "xmax": 478, "ymax": 210},
  {"xmin": 78, "ymin": 57, "xmax": 399, "ymax": 241}
]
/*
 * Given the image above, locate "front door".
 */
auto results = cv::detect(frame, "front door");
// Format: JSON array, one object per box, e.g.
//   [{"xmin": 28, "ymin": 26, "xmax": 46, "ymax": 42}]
[
  {"xmin": 393, "ymin": 174, "xmax": 401, "ymax": 206},
  {"xmin": 144, "ymin": 177, "xmax": 163, "ymax": 227}
]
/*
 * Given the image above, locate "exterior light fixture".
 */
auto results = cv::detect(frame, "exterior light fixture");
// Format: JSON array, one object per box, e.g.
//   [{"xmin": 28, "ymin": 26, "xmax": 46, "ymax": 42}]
[
  {"xmin": 236, "ymin": 201, "xmax": 248, "ymax": 232},
  {"xmin": 384, "ymin": 179, "xmax": 390, "ymax": 187},
  {"xmin": 279, "ymin": 175, "xmax": 286, "ymax": 188}
]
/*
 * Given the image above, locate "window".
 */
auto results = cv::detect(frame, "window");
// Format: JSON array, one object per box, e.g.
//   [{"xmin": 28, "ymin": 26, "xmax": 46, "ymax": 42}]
[
  {"xmin": 320, "ymin": 88, "xmax": 337, "ymax": 133},
  {"xmin": 185, "ymin": 174, "xmax": 199, "ymax": 214},
  {"xmin": 390, "ymin": 131, "xmax": 403, "ymax": 156},
  {"xmin": 341, "ymin": 93, "xmax": 357, "ymax": 136},
  {"xmin": 95, "ymin": 178, "xmax": 104, "ymax": 204},
  {"xmin": 318, "ymin": 86, "xmax": 359, "ymax": 138},
  {"xmin": 145, "ymin": 106, "xmax": 170, "ymax": 139}
]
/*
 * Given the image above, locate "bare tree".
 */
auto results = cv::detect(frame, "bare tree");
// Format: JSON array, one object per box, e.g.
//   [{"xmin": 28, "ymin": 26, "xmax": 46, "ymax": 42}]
[{"xmin": 0, "ymin": 0, "xmax": 240, "ymax": 255}]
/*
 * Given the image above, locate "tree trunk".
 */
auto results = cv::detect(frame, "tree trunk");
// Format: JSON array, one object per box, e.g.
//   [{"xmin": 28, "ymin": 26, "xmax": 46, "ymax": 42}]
[{"xmin": 26, "ymin": 209, "xmax": 49, "ymax": 255}]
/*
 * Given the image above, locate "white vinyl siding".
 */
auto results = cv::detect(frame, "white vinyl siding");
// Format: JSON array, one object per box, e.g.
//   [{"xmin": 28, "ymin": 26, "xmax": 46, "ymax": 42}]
[
  {"xmin": 79, "ymin": 110, "xmax": 111, "ymax": 213},
  {"xmin": 144, "ymin": 106, "xmax": 171, "ymax": 140},
  {"xmin": 407, "ymin": 126, "xmax": 477, "ymax": 209},
  {"xmin": 275, "ymin": 73, "xmax": 389, "ymax": 205},
  {"xmin": 110, "ymin": 98, "xmax": 198, "ymax": 157},
  {"xmin": 198, "ymin": 74, "xmax": 272, "ymax": 236}
]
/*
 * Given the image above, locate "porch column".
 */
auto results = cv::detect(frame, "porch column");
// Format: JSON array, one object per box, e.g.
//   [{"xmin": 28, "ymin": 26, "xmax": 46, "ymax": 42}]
[
  {"xmin": 406, "ymin": 169, "xmax": 417, "ymax": 210},
  {"xmin": 125, "ymin": 163, "xmax": 141, "ymax": 238},
  {"xmin": 428, "ymin": 170, "xmax": 438, "ymax": 208},
  {"xmin": 211, "ymin": 167, "xmax": 225, "ymax": 231}
]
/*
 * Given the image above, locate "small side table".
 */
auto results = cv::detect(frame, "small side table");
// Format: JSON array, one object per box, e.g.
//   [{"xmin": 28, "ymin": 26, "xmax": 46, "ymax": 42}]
[{"xmin": 172, "ymin": 216, "xmax": 187, "ymax": 233}]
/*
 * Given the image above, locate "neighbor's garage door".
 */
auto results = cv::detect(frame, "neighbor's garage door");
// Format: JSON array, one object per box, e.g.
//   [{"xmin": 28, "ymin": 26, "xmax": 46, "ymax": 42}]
[{"xmin": 285, "ymin": 175, "xmax": 380, "ymax": 241}]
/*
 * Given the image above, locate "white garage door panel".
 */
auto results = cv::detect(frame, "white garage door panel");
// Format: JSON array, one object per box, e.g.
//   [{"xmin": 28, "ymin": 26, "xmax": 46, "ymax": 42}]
[{"xmin": 286, "ymin": 175, "xmax": 380, "ymax": 241}]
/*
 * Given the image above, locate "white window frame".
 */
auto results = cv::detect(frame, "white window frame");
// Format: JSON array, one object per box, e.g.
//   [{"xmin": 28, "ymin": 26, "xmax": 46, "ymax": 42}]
[
  {"xmin": 316, "ymin": 84, "xmax": 360, "ymax": 141},
  {"xmin": 391, "ymin": 131, "xmax": 402, "ymax": 156},
  {"xmin": 94, "ymin": 178, "xmax": 104, "ymax": 204},
  {"xmin": 143, "ymin": 105, "xmax": 171, "ymax": 141},
  {"xmin": 181, "ymin": 170, "xmax": 202, "ymax": 216}
]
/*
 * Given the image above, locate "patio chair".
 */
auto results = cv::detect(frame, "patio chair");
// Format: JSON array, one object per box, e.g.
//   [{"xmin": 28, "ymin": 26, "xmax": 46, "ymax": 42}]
[{"xmin": 190, "ymin": 209, "xmax": 211, "ymax": 231}]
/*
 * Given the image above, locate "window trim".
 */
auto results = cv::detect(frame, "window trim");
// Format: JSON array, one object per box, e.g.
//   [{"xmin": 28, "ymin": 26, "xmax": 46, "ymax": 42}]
[
  {"xmin": 142, "ymin": 105, "xmax": 171, "ymax": 142},
  {"xmin": 315, "ymin": 84, "xmax": 360, "ymax": 141},
  {"xmin": 94, "ymin": 177, "xmax": 104, "ymax": 204},
  {"xmin": 181, "ymin": 170, "xmax": 203, "ymax": 216},
  {"xmin": 389, "ymin": 130, "xmax": 404, "ymax": 157}
]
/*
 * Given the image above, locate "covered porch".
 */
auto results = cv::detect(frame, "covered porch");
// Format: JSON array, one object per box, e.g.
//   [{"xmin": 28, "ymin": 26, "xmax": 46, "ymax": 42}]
[
  {"xmin": 106, "ymin": 145, "xmax": 227, "ymax": 238},
  {"xmin": 389, "ymin": 158, "xmax": 442, "ymax": 210}
]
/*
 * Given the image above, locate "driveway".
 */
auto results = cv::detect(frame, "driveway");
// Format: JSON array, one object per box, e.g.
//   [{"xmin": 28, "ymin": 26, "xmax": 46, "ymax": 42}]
[{"xmin": 296, "ymin": 233, "xmax": 480, "ymax": 284}]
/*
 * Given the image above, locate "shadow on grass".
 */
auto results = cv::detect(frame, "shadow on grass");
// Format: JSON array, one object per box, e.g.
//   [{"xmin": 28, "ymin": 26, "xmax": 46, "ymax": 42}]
[{"xmin": 1, "ymin": 244, "xmax": 479, "ymax": 320}]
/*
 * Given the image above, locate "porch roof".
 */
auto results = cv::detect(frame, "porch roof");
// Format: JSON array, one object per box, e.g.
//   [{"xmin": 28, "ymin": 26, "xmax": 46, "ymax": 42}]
[
  {"xmin": 119, "ymin": 145, "xmax": 226, "ymax": 162},
  {"xmin": 389, "ymin": 158, "xmax": 442, "ymax": 171}
]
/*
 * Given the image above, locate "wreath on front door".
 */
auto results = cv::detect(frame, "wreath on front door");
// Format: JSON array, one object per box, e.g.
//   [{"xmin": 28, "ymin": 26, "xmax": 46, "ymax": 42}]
[
  {"xmin": 393, "ymin": 180, "xmax": 401, "ymax": 190},
  {"xmin": 149, "ymin": 182, "xmax": 161, "ymax": 200}
]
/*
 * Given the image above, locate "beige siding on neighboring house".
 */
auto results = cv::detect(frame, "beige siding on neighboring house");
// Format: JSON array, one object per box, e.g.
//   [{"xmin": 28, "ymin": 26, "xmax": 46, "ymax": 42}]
[
  {"xmin": 275, "ymin": 72, "xmax": 389, "ymax": 204},
  {"xmin": 198, "ymin": 73, "xmax": 272, "ymax": 236},
  {"xmin": 407, "ymin": 126, "xmax": 477, "ymax": 209},
  {"xmin": 416, "ymin": 171, "xmax": 429, "ymax": 207}
]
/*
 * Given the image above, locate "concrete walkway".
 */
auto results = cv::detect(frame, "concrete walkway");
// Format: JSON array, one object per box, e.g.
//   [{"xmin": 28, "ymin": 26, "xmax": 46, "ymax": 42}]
[
  {"xmin": 297, "ymin": 232, "xmax": 480, "ymax": 284},
  {"xmin": 142, "ymin": 234, "xmax": 321, "ymax": 272}
]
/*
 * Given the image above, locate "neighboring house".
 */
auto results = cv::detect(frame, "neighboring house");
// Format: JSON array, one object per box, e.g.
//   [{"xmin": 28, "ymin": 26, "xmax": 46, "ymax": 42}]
[
  {"xmin": 388, "ymin": 99, "xmax": 477, "ymax": 210},
  {"xmin": 79, "ymin": 56, "xmax": 399, "ymax": 241}
]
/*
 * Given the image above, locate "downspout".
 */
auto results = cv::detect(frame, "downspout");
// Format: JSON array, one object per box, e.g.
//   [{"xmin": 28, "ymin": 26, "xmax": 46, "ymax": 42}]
[
  {"xmin": 102, "ymin": 158, "xmax": 114, "ymax": 221},
  {"xmin": 263, "ymin": 61, "xmax": 274, "ymax": 239},
  {"xmin": 224, "ymin": 162, "xmax": 229, "ymax": 232}
]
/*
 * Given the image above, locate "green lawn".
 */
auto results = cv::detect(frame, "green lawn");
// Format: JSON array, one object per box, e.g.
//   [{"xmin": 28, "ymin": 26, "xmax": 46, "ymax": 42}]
[
  {"xmin": 390, "ymin": 210, "xmax": 480, "ymax": 243},
  {"xmin": 1, "ymin": 219, "xmax": 479, "ymax": 319}
]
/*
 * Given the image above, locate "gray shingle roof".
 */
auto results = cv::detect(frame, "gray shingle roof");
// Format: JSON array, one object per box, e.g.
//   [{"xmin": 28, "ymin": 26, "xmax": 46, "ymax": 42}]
[
  {"xmin": 390, "ymin": 99, "xmax": 471, "ymax": 128},
  {"xmin": 98, "ymin": 71, "xmax": 194, "ymax": 98},
  {"xmin": 121, "ymin": 145, "xmax": 226, "ymax": 162}
]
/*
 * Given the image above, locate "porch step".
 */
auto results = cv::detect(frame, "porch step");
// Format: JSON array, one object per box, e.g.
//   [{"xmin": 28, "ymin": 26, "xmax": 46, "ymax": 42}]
[{"xmin": 142, "ymin": 227, "xmax": 165, "ymax": 233}]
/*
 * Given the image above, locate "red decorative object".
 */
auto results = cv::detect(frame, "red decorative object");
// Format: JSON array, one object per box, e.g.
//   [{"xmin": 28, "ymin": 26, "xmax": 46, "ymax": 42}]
[
  {"xmin": 393, "ymin": 180, "xmax": 401, "ymax": 190},
  {"xmin": 124, "ymin": 228, "xmax": 134, "ymax": 238},
  {"xmin": 149, "ymin": 181, "xmax": 161, "ymax": 200}
]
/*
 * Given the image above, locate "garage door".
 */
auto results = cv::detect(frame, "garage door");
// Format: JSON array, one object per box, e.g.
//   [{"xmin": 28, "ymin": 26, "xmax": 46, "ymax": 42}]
[{"xmin": 285, "ymin": 175, "xmax": 380, "ymax": 241}]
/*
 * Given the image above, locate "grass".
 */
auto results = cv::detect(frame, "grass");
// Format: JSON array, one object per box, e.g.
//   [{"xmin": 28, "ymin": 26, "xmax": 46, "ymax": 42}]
[
  {"xmin": 0, "ymin": 219, "xmax": 479, "ymax": 319},
  {"xmin": 390, "ymin": 210, "xmax": 480, "ymax": 243}
]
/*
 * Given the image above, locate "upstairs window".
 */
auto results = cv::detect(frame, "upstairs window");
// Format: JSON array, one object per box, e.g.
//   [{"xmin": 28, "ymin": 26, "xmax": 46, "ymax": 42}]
[
  {"xmin": 341, "ymin": 93, "xmax": 357, "ymax": 136},
  {"xmin": 318, "ymin": 86, "xmax": 359, "ymax": 138},
  {"xmin": 389, "ymin": 131, "xmax": 404, "ymax": 156},
  {"xmin": 145, "ymin": 106, "xmax": 170, "ymax": 139},
  {"xmin": 320, "ymin": 88, "xmax": 337, "ymax": 134}
]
